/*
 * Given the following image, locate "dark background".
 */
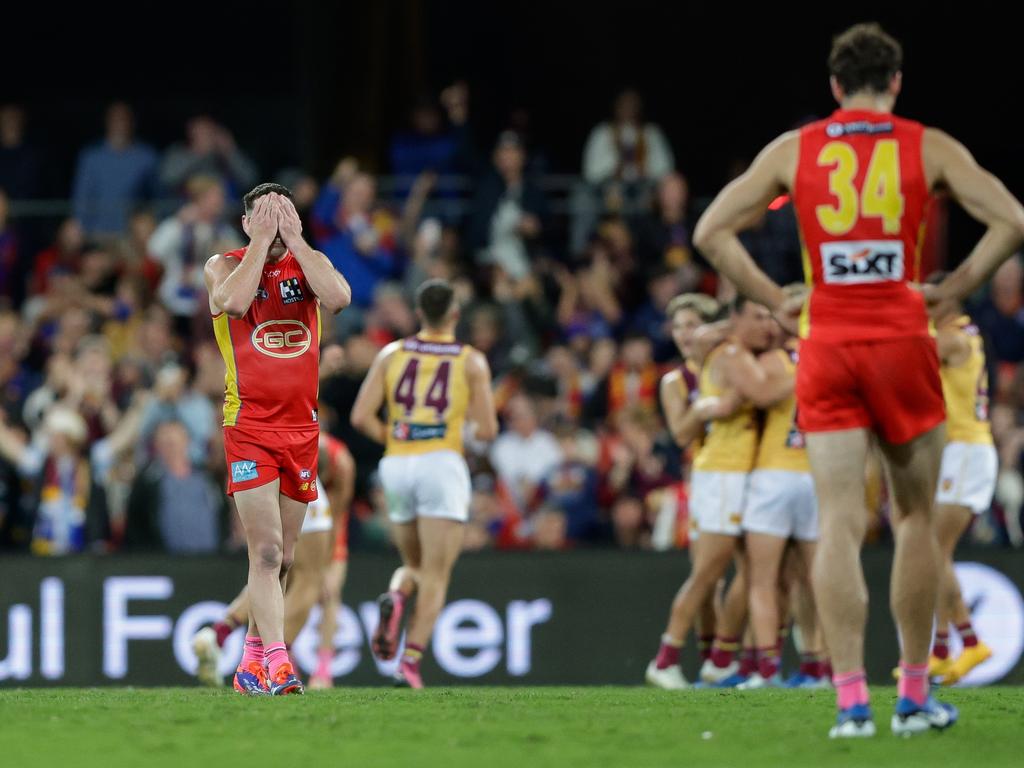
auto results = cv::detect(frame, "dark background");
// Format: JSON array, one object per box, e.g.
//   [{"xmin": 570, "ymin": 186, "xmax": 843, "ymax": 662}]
[{"xmin": 3, "ymin": 0, "xmax": 1019, "ymax": 254}]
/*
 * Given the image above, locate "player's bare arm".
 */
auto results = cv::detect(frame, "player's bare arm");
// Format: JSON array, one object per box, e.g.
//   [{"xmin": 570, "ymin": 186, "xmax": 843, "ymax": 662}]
[
  {"xmin": 204, "ymin": 194, "xmax": 277, "ymax": 317},
  {"xmin": 350, "ymin": 343, "xmax": 400, "ymax": 444},
  {"xmin": 276, "ymin": 195, "xmax": 352, "ymax": 313},
  {"xmin": 934, "ymin": 323, "xmax": 971, "ymax": 367},
  {"xmin": 465, "ymin": 348, "xmax": 499, "ymax": 441},
  {"xmin": 693, "ymin": 132, "xmax": 800, "ymax": 327},
  {"xmin": 719, "ymin": 344, "xmax": 793, "ymax": 408},
  {"xmin": 690, "ymin": 320, "xmax": 731, "ymax": 366},
  {"xmin": 660, "ymin": 372, "xmax": 736, "ymax": 448},
  {"xmin": 923, "ymin": 129, "xmax": 1024, "ymax": 311}
]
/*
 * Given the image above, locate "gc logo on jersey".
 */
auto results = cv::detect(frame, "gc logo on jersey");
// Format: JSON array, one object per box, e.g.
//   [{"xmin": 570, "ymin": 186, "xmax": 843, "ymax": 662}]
[
  {"xmin": 821, "ymin": 240, "xmax": 904, "ymax": 285},
  {"xmin": 251, "ymin": 319, "xmax": 312, "ymax": 358},
  {"xmin": 279, "ymin": 277, "xmax": 305, "ymax": 305}
]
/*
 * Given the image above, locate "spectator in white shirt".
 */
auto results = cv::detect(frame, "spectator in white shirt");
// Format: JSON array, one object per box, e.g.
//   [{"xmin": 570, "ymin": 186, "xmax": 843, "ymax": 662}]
[
  {"xmin": 582, "ymin": 90, "xmax": 674, "ymax": 188},
  {"xmin": 489, "ymin": 394, "xmax": 563, "ymax": 510}
]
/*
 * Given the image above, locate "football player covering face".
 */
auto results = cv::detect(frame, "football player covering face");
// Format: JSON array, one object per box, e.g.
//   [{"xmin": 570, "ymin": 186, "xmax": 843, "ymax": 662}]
[
  {"xmin": 204, "ymin": 184, "xmax": 351, "ymax": 696},
  {"xmin": 692, "ymin": 22, "xmax": 1024, "ymax": 737}
]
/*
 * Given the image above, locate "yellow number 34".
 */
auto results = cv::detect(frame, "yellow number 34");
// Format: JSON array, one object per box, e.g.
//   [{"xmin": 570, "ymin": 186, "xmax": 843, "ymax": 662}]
[{"xmin": 815, "ymin": 140, "xmax": 905, "ymax": 236}]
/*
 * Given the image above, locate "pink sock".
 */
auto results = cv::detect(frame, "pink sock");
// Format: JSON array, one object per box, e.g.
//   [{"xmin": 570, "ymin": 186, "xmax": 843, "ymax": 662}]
[
  {"xmin": 316, "ymin": 648, "xmax": 333, "ymax": 678},
  {"xmin": 898, "ymin": 662, "xmax": 929, "ymax": 706},
  {"xmin": 242, "ymin": 635, "xmax": 263, "ymax": 666},
  {"xmin": 655, "ymin": 635, "xmax": 682, "ymax": 670},
  {"xmin": 264, "ymin": 643, "xmax": 291, "ymax": 678},
  {"xmin": 833, "ymin": 668, "xmax": 869, "ymax": 710}
]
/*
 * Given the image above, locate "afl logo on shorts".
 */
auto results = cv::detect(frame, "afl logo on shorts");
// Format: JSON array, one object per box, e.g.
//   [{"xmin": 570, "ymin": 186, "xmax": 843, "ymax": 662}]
[
  {"xmin": 251, "ymin": 319, "xmax": 312, "ymax": 359},
  {"xmin": 821, "ymin": 240, "xmax": 904, "ymax": 285}
]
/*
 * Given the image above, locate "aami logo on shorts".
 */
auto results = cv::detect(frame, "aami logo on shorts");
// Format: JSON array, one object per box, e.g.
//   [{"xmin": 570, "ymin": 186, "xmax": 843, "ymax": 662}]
[
  {"xmin": 251, "ymin": 319, "xmax": 312, "ymax": 359},
  {"xmin": 231, "ymin": 460, "xmax": 258, "ymax": 483},
  {"xmin": 821, "ymin": 240, "xmax": 904, "ymax": 285}
]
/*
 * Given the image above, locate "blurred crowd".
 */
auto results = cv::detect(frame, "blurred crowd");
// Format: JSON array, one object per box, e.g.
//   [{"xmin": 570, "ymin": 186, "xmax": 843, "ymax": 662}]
[{"xmin": 1, "ymin": 86, "xmax": 1023, "ymax": 556}]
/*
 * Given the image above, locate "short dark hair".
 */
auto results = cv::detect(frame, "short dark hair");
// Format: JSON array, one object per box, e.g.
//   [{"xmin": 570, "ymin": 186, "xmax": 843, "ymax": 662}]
[
  {"xmin": 829, "ymin": 23, "xmax": 903, "ymax": 96},
  {"xmin": 243, "ymin": 182, "xmax": 293, "ymax": 215},
  {"xmin": 730, "ymin": 294, "xmax": 751, "ymax": 315},
  {"xmin": 416, "ymin": 279, "xmax": 456, "ymax": 326}
]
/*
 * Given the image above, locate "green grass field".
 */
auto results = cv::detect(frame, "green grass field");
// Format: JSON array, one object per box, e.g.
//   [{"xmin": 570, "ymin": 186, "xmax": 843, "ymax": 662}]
[{"xmin": 2, "ymin": 686, "xmax": 1022, "ymax": 768}]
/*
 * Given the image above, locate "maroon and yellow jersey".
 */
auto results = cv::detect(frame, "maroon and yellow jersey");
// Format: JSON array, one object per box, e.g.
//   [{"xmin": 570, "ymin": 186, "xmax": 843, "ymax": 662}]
[
  {"xmin": 212, "ymin": 247, "xmax": 321, "ymax": 430},
  {"xmin": 793, "ymin": 109, "xmax": 932, "ymax": 342},
  {"xmin": 384, "ymin": 333, "xmax": 471, "ymax": 457}
]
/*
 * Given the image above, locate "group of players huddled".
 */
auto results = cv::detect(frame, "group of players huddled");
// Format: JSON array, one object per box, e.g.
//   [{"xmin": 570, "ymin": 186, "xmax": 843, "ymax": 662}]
[
  {"xmin": 180, "ymin": 19, "xmax": 1024, "ymax": 740},
  {"xmin": 645, "ymin": 288, "xmax": 996, "ymax": 692}
]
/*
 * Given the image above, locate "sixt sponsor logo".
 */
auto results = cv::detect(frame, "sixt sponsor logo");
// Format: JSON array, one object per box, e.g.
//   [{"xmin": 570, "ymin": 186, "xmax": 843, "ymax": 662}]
[{"xmin": 821, "ymin": 240, "xmax": 904, "ymax": 285}]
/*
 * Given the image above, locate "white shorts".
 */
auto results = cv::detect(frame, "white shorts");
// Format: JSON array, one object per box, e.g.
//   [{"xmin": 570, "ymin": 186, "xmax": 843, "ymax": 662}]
[
  {"xmin": 689, "ymin": 471, "xmax": 747, "ymax": 536},
  {"xmin": 379, "ymin": 450, "xmax": 471, "ymax": 524},
  {"xmin": 936, "ymin": 441, "xmax": 998, "ymax": 514},
  {"xmin": 742, "ymin": 469, "xmax": 819, "ymax": 541},
  {"xmin": 300, "ymin": 477, "xmax": 332, "ymax": 534}
]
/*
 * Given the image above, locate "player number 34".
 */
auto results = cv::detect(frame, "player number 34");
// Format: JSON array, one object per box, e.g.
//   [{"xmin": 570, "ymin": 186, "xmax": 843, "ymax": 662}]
[{"xmin": 815, "ymin": 139, "xmax": 905, "ymax": 236}]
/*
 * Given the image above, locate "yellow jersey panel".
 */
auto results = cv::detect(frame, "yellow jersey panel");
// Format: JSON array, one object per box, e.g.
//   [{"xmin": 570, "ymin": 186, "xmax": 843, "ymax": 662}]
[
  {"xmin": 693, "ymin": 344, "xmax": 758, "ymax": 473},
  {"xmin": 941, "ymin": 317, "xmax": 993, "ymax": 445},
  {"xmin": 755, "ymin": 345, "xmax": 810, "ymax": 472},
  {"xmin": 384, "ymin": 334, "xmax": 471, "ymax": 457}
]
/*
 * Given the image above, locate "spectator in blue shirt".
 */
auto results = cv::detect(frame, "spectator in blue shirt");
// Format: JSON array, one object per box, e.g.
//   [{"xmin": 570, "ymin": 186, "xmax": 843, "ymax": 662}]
[
  {"xmin": 312, "ymin": 172, "xmax": 399, "ymax": 308},
  {"xmin": 71, "ymin": 103, "xmax": 158, "ymax": 237}
]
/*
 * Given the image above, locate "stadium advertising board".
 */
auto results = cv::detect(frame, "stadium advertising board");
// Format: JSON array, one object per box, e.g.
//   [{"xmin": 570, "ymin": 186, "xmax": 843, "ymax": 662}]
[{"xmin": 1, "ymin": 551, "xmax": 1022, "ymax": 686}]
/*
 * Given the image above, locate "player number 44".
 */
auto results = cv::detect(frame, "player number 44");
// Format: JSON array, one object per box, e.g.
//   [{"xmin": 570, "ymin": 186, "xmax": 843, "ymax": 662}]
[
  {"xmin": 393, "ymin": 359, "xmax": 451, "ymax": 417},
  {"xmin": 815, "ymin": 139, "xmax": 905, "ymax": 236}
]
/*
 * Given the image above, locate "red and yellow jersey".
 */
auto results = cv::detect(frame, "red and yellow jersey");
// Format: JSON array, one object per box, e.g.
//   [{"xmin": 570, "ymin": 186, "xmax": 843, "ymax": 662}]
[
  {"xmin": 212, "ymin": 247, "xmax": 321, "ymax": 430},
  {"xmin": 383, "ymin": 333, "xmax": 471, "ymax": 457},
  {"xmin": 793, "ymin": 109, "xmax": 932, "ymax": 342},
  {"xmin": 941, "ymin": 316, "xmax": 994, "ymax": 445},
  {"xmin": 755, "ymin": 342, "xmax": 810, "ymax": 473}
]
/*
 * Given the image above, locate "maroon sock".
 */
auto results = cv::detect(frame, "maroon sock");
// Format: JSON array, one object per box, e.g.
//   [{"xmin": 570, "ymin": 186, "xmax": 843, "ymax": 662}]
[
  {"xmin": 213, "ymin": 621, "xmax": 234, "ymax": 649},
  {"xmin": 956, "ymin": 622, "xmax": 978, "ymax": 648},
  {"xmin": 932, "ymin": 630, "xmax": 950, "ymax": 660},
  {"xmin": 799, "ymin": 653, "xmax": 820, "ymax": 677},
  {"xmin": 710, "ymin": 636, "xmax": 739, "ymax": 668},
  {"xmin": 757, "ymin": 647, "xmax": 780, "ymax": 680},
  {"xmin": 738, "ymin": 647, "xmax": 757, "ymax": 677},
  {"xmin": 697, "ymin": 635, "xmax": 714, "ymax": 662},
  {"xmin": 820, "ymin": 659, "xmax": 833, "ymax": 680},
  {"xmin": 656, "ymin": 635, "xmax": 683, "ymax": 670}
]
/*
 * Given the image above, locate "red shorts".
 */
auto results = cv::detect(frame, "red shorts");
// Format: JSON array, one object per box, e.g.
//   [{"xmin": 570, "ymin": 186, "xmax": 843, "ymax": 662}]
[
  {"xmin": 796, "ymin": 336, "xmax": 945, "ymax": 445},
  {"xmin": 223, "ymin": 426, "xmax": 319, "ymax": 502},
  {"xmin": 332, "ymin": 510, "xmax": 349, "ymax": 563}
]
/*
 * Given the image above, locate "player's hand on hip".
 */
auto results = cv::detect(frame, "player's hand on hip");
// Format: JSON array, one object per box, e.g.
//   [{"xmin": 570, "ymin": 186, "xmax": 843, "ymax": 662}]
[
  {"xmin": 773, "ymin": 296, "xmax": 803, "ymax": 335},
  {"xmin": 913, "ymin": 282, "xmax": 959, "ymax": 323},
  {"xmin": 248, "ymin": 194, "xmax": 280, "ymax": 242}
]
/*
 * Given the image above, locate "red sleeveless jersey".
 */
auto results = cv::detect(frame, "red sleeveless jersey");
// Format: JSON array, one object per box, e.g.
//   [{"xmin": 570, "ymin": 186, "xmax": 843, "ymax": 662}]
[
  {"xmin": 793, "ymin": 109, "xmax": 932, "ymax": 342},
  {"xmin": 212, "ymin": 247, "xmax": 321, "ymax": 430}
]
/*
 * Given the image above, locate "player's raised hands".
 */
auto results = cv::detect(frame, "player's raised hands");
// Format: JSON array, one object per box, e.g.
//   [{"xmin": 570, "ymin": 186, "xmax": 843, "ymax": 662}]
[
  {"xmin": 247, "ymin": 193, "xmax": 280, "ymax": 243},
  {"xmin": 276, "ymin": 194, "xmax": 305, "ymax": 250}
]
